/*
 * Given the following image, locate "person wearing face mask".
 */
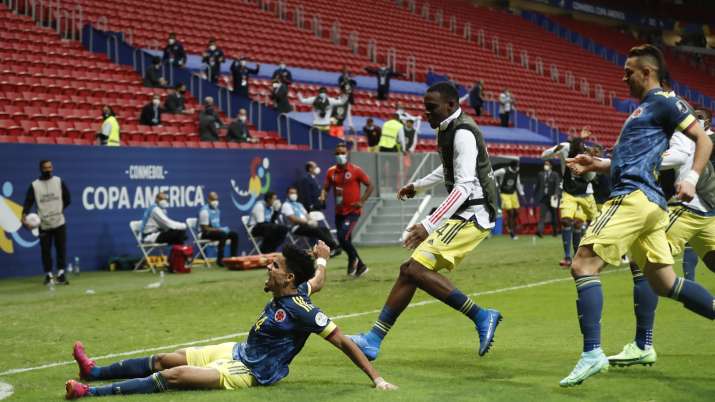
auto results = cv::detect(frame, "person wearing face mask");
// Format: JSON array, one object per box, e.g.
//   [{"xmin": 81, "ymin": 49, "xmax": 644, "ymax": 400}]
[
  {"xmin": 363, "ymin": 118, "xmax": 381, "ymax": 152},
  {"xmin": 694, "ymin": 108, "xmax": 713, "ymax": 157},
  {"xmin": 534, "ymin": 160, "xmax": 561, "ymax": 238},
  {"xmin": 164, "ymin": 83, "xmax": 193, "ymax": 114},
  {"xmin": 270, "ymin": 77, "xmax": 292, "ymax": 114},
  {"xmin": 139, "ymin": 94, "xmax": 165, "ymax": 127},
  {"xmin": 201, "ymin": 39, "xmax": 225, "ymax": 83},
  {"xmin": 140, "ymin": 192, "xmax": 187, "ymax": 245},
  {"xmin": 96, "ymin": 105, "xmax": 120, "ymax": 146},
  {"xmin": 271, "ymin": 61, "xmax": 293, "ymax": 85},
  {"xmin": 144, "ymin": 56, "xmax": 167, "ymax": 88},
  {"xmin": 162, "ymin": 32, "xmax": 186, "ymax": 68},
  {"xmin": 199, "ymin": 97, "xmax": 223, "ymax": 142},
  {"xmin": 249, "ymin": 191, "xmax": 289, "ymax": 253},
  {"xmin": 22, "ymin": 160, "xmax": 71, "ymax": 285},
  {"xmin": 198, "ymin": 192, "xmax": 239, "ymax": 267},
  {"xmin": 227, "ymin": 109, "xmax": 256, "ymax": 143},
  {"xmin": 493, "ymin": 159, "xmax": 525, "ymax": 240},
  {"xmin": 296, "ymin": 161, "xmax": 323, "ymax": 212},
  {"xmin": 297, "ymin": 87, "xmax": 346, "ymax": 132},
  {"xmin": 230, "ymin": 57, "xmax": 260, "ymax": 98},
  {"xmin": 321, "ymin": 143, "xmax": 374, "ymax": 276},
  {"xmin": 282, "ymin": 187, "xmax": 339, "ymax": 254}
]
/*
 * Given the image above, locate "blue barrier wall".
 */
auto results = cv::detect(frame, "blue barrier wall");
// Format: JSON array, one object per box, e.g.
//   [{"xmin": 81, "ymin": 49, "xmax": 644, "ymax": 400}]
[{"xmin": 0, "ymin": 144, "xmax": 334, "ymax": 278}]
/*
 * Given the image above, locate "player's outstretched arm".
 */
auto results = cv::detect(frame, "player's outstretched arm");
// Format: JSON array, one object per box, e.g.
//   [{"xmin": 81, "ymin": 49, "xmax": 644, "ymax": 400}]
[
  {"xmin": 307, "ymin": 241, "xmax": 330, "ymax": 294},
  {"xmin": 325, "ymin": 327, "xmax": 398, "ymax": 390},
  {"xmin": 566, "ymin": 154, "xmax": 611, "ymax": 175}
]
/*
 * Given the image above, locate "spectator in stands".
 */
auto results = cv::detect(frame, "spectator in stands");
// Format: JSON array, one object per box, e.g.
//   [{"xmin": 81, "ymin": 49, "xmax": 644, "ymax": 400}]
[
  {"xmin": 338, "ymin": 66, "xmax": 357, "ymax": 106},
  {"xmin": 363, "ymin": 118, "xmax": 381, "ymax": 152},
  {"xmin": 378, "ymin": 113, "xmax": 404, "ymax": 152},
  {"xmin": 402, "ymin": 118, "xmax": 418, "ymax": 154},
  {"xmin": 249, "ymin": 191, "xmax": 289, "ymax": 253},
  {"xmin": 298, "ymin": 87, "xmax": 347, "ymax": 132},
  {"xmin": 270, "ymin": 77, "xmax": 292, "ymax": 114},
  {"xmin": 469, "ymin": 80, "xmax": 484, "ymax": 116},
  {"xmin": 226, "ymin": 108, "xmax": 257, "ymax": 143},
  {"xmin": 162, "ymin": 32, "xmax": 186, "ymax": 68},
  {"xmin": 96, "ymin": 105, "xmax": 120, "ymax": 146},
  {"xmin": 296, "ymin": 161, "xmax": 322, "ymax": 212},
  {"xmin": 164, "ymin": 83, "xmax": 192, "ymax": 114},
  {"xmin": 272, "ymin": 61, "xmax": 293, "ymax": 85},
  {"xmin": 494, "ymin": 160, "xmax": 524, "ymax": 240},
  {"xmin": 139, "ymin": 94, "xmax": 164, "ymax": 126},
  {"xmin": 365, "ymin": 65, "xmax": 401, "ymax": 100},
  {"xmin": 144, "ymin": 57, "xmax": 167, "ymax": 88},
  {"xmin": 498, "ymin": 88, "xmax": 514, "ymax": 127},
  {"xmin": 281, "ymin": 186, "xmax": 339, "ymax": 252},
  {"xmin": 202, "ymin": 38, "xmax": 225, "ymax": 83},
  {"xmin": 395, "ymin": 102, "xmax": 417, "ymax": 123},
  {"xmin": 230, "ymin": 57, "xmax": 260, "ymax": 98},
  {"xmin": 198, "ymin": 97, "xmax": 223, "ymax": 141},
  {"xmin": 534, "ymin": 160, "xmax": 560, "ymax": 238},
  {"xmin": 140, "ymin": 192, "xmax": 187, "ymax": 245},
  {"xmin": 22, "ymin": 159, "xmax": 71, "ymax": 285},
  {"xmin": 198, "ymin": 192, "xmax": 239, "ymax": 267}
]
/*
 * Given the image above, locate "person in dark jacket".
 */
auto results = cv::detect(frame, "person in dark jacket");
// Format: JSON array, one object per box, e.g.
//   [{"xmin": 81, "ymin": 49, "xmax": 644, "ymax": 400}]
[
  {"xmin": 164, "ymin": 83, "xmax": 192, "ymax": 114},
  {"xmin": 534, "ymin": 160, "xmax": 561, "ymax": 237},
  {"xmin": 271, "ymin": 61, "xmax": 293, "ymax": 85},
  {"xmin": 338, "ymin": 66, "xmax": 357, "ymax": 105},
  {"xmin": 198, "ymin": 97, "xmax": 222, "ymax": 141},
  {"xmin": 201, "ymin": 38, "xmax": 225, "ymax": 83},
  {"xmin": 144, "ymin": 57, "xmax": 167, "ymax": 88},
  {"xmin": 469, "ymin": 80, "xmax": 484, "ymax": 116},
  {"xmin": 365, "ymin": 65, "xmax": 401, "ymax": 100},
  {"xmin": 230, "ymin": 57, "xmax": 260, "ymax": 98},
  {"xmin": 270, "ymin": 77, "xmax": 292, "ymax": 114},
  {"xmin": 139, "ymin": 94, "xmax": 164, "ymax": 126},
  {"xmin": 162, "ymin": 32, "xmax": 186, "ymax": 68},
  {"xmin": 226, "ymin": 109, "xmax": 256, "ymax": 143},
  {"xmin": 363, "ymin": 118, "xmax": 381, "ymax": 152},
  {"xmin": 296, "ymin": 161, "xmax": 323, "ymax": 212}
]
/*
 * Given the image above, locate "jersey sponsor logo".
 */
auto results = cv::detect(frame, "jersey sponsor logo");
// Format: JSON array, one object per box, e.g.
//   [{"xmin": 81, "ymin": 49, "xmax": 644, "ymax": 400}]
[
  {"xmin": 274, "ymin": 309, "xmax": 286, "ymax": 322},
  {"xmin": 344, "ymin": 172, "xmax": 352, "ymax": 180},
  {"xmin": 315, "ymin": 312, "xmax": 329, "ymax": 327},
  {"xmin": 630, "ymin": 107, "xmax": 643, "ymax": 119},
  {"xmin": 676, "ymin": 100, "xmax": 688, "ymax": 114}
]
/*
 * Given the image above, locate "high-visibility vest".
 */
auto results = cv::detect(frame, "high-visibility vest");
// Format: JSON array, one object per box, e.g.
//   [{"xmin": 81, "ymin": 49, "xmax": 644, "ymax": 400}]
[
  {"xmin": 105, "ymin": 116, "xmax": 120, "ymax": 146},
  {"xmin": 379, "ymin": 119, "xmax": 402, "ymax": 149}
]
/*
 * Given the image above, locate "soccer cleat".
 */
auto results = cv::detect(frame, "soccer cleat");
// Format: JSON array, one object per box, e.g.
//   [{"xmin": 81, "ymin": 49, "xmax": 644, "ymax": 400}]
[
  {"xmin": 44, "ymin": 273, "xmax": 54, "ymax": 285},
  {"xmin": 559, "ymin": 258, "xmax": 572, "ymax": 268},
  {"xmin": 476, "ymin": 309, "xmax": 502, "ymax": 356},
  {"xmin": 57, "ymin": 270, "xmax": 70, "ymax": 285},
  {"xmin": 559, "ymin": 348, "xmax": 609, "ymax": 387},
  {"xmin": 349, "ymin": 332, "xmax": 381, "ymax": 361},
  {"xmin": 608, "ymin": 342, "xmax": 657, "ymax": 367},
  {"xmin": 73, "ymin": 341, "xmax": 96, "ymax": 380},
  {"xmin": 65, "ymin": 380, "xmax": 90, "ymax": 399},
  {"xmin": 347, "ymin": 260, "xmax": 357, "ymax": 276},
  {"xmin": 355, "ymin": 264, "xmax": 369, "ymax": 278}
]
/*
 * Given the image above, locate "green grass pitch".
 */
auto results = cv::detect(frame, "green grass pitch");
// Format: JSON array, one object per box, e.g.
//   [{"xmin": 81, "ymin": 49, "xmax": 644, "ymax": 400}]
[{"xmin": 1, "ymin": 236, "xmax": 713, "ymax": 401}]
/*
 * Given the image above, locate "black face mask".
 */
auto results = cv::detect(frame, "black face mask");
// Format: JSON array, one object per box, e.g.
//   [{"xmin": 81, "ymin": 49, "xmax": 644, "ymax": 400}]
[{"xmin": 40, "ymin": 171, "xmax": 52, "ymax": 180}]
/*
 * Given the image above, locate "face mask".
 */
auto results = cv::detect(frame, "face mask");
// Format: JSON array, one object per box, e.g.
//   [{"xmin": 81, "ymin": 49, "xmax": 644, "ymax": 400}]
[
  {"xmin": 272, "ymin": 199, "xmax": 281, "ymax": 210},
  {"xmin": 312, "ymin": 167, "xmax": 321, "ymax": 175},
  {"xmin": 319, "ymin": 93, "xmax": 327, "ymax": 99},
  {"xmin": 168, "ymin": 39, "xmax": 175, "ymax": 45},
  {"xmin": 238, "ymin": 115, "xmax": 247, "ymax": 122},
  {"xmin": 240, "ymin": 60, "xmax": 246, "ymax": 67},
  {"xmin": 152, "ymin": 99, "xmax": 160, "ymax": 106},
  {"xmin": 209, "ymin": 45, "xmax": 216, "ymax": 51},
  {"xmin": 699, "ymin": 119, "xmax": 707, "ymax": 130},
  {"xmin": 288, "ymin": 194, "xmax": 298, "ymax": 202},
  {"xmin": 40, "ymin": 171, "xmax": 52, "ymax": 180},
  {"xmin": 544, "ymin": 165, "xmax": 551, "ymax": 172},
  {"xmin": 279, "ymin": 64, "xmax": 286, "ymax": 69},
  {"xmin": 210, "ymin": 200, "xmax": 219, "ymax": 208},
  {"xmin": 158, "ymin": 200, "xmax": 169, "ymax": 209},
  {"xmin": 272, "ymin": 83, "xmax": 280, "ymax": 88},
  {"xmin": 336, "ymin": 155, "xmax": 348, "ymax": 165}
]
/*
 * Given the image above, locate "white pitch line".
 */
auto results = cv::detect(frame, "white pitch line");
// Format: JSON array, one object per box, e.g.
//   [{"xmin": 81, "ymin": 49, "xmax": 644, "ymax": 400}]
[{"xmin": 0, "ymin": 268, "xmax": 626, "ymax": 377}]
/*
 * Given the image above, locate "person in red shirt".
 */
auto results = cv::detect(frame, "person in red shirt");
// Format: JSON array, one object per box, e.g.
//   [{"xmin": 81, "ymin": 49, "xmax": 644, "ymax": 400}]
[{"xmin": 320, "ymin": 143, "xmax": 374, "ymax": 276}]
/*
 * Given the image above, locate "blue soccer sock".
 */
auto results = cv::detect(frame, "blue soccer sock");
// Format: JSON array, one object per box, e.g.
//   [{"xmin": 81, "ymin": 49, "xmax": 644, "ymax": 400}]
[
  {"xmin": 682, "ymin": 247, "xmax": 698, "ymax": 281},
  {"xmin": 668, "ymin": 277, "xmax": 715, "ymax": 319},
  {"xmin": 575, "ymin": 275, "xmax": 603, "ymax": 352},
  {"xmin": 90, "ymin": 372, "xmax": 167, "ymax": 396},
  {"xmin": 443, "ymin": 288, "xmax": 485, "ymax": 324},
  {"xmin": 368, "ymin": 306, "xmax": 399, "ymax": 341},
  {"xmin": 631, "ymin": 267, "xmax": 657, "ymax": 350},
  {"xmin": 90, "ymin": 357, "xmax": 154, "ymax": 380},
  {"xmin": 562, "ymin": 226, "xmax": 573, "ymax": 259},
  {"xmin": 572, "ymin": 229, "xmax": 582, "ymax": 256}
]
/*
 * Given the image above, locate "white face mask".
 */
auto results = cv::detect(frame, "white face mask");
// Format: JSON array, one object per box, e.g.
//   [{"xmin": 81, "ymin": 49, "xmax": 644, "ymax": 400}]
[
  {"xmin": 319, "ymin": 93, "xmax": 327, "ymax": 99},
  {"xmin": 209, "ymin": 45, "xmax": 216, "ymax": 51},
  {"xmin": 238, "ymin": 115, "xmax": 247, "ymax": 122},
  {"xmin": 271, "ymin": 199, "xmax": 281, "ymax": 210},
  {"xmin": 279, "ymin": 64, "xmax": 286, "ymax": 69},
  {"xmin": 336, "ymin": 154, "xmax": 348, "ymax": 165},
  {"xmin": 288, "ymin": 193, "xmax": 298, "ymax": 202},
  {"xmin": 240, "ymin": 60, "xmax": 246, "ymax": 67},
  {"xmin": 699, "ymin": 119, "xmax": 707, "ymax": 130},
  {"xmin": 544, "ymin": 165, "xmax": 551, "ymax": 172},
  {"xmin": 152, "ymin": 99, "xmax": 160, "ymax": 106},
  {"xmin": 168, "ymin": 39, "xmax": 175, "ymax": 45},
  {"xmin": 272, "ymin": 83, "xmax": 280, "ymax": 88},
  {"xmin": 210, "ymin": 200, "xmax": 219, "ymax": 208},
  {"xmin": 313, "ymin": 167, "xmax": 321, "ymax": 175},
  {"xmin": 158, "ymin": 200, "xmax": 169, "ymax": 209}
]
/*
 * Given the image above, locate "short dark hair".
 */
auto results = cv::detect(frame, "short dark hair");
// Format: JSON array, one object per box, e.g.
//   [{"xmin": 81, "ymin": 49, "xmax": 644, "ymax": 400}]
[
  {"xmin": 335, "ymin": 142, "xmax": 348, "ymax": 150},
  {"xmin": 366, "ymin": 118, "xmax": 373, "ymax": 123},
  {"xmin": 264, "ymin": 191, "xmax": 275, "ymax": 202},
  {"xmin": 282, "ymin": 244, "xmax": 315, "ymax": 285},
  {"xmin": 696, "ymin": 108, "xmax": 712, "ymax": 120},
  {"xmin": 175, "ymin": 83, "xmax": 185, "ymax": 90},
  {"xmin": 627, "ymin": 44, "xmax": 667, "ymax": 82},
  {"xmin": 509, "ymin": 159, "xmax": 519, "ymax": 169},
  {"xmin": 427, "ymin": 81, "xmax": 459, "ymax": 103},
  {"xmin": 39, "ymin": 160, "xmax": 51, "ymax": 169},
  {"xmin": 318, "ymin": 86, "xmax": 327, "ymax": 93},
  {"xmin": 287, "ymin": 186, "xmax": 297, "ymax": 193},
  {"xmin": 305, "ymin": 162, "xmax": 315, "ymax": 172},
  {"xmin": 152, "ymin": 56, "xmax": 161, "ymax": 65}
]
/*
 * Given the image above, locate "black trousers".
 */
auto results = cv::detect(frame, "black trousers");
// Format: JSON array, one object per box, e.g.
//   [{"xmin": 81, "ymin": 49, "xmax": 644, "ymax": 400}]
[
  {"xmin": 202, "ymin": 230, "xmax": 239, "ymax": 261},
  {"xmin": 294, "ymin": 224, "xmax": 338, "ymax": 250},
  {"xmin": 336, "ymin": 213, "xmax": 362, "ymax": 267},
  {"xmin": 156, "ymin": 229, "xmax": 187, "ymax": 245},
  {"xmin": 39, "ymin": 224, "xmax": 66, "ymax": 274},
  {"xmin": 377, "ymin": 85, "xmax": 389, "ymax": 100},
  {"xmin": 499, "ymin": 112, "xmax": 510, "ymax": 127},
  {"xmin": 472, "ymin": 105, "xmax": 482, "ymax": 116},
  {"xmin": 537, "ymin": 200, "xmax": 558, "ymax": 235},
  {"xmin": 251, "ymin": 223, "xmax": 288, "ymax": 253}
]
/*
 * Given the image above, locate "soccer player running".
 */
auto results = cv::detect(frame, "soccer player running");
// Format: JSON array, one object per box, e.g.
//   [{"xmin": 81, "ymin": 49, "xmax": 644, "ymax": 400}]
[
  {"xmin": 64, "ymin": 241, "xmax": 397, "ymax": 399},
  {"xmin": 350, "ymin": 82, "xmax": 502, "ymax": 361},
  {"xmin": 561, "ymin": 44, "xmax": 714, "ymax": 387},
  {"xmin": 609, "ymin": 105, "xmax": 715, "ymax": 367}
]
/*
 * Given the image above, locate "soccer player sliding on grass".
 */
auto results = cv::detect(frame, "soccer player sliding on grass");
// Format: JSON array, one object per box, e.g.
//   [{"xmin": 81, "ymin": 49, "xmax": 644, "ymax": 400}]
[
  {"xmin": 64, "ymin": 241, "xmax": 397, "ymax": 399},
  {"xmin": 561, "ymin": 44, "xmax": 714, "ymax": 387},
  {"xmin": 350, "ymin": 82, "xmax": 503, "ymax": 361}
]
